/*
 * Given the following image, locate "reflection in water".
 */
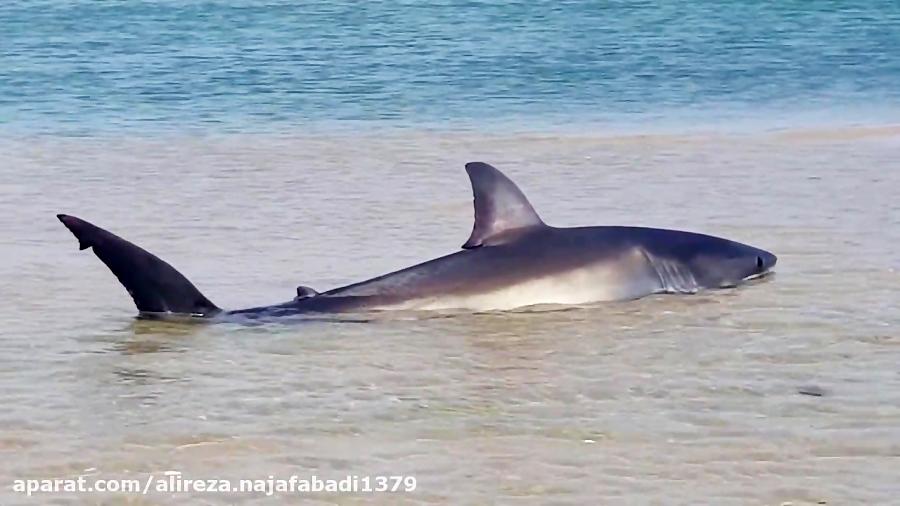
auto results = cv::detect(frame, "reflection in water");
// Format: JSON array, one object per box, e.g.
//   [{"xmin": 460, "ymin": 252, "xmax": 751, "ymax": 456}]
[
  {"xmin": 99, "ymin": 320, "xmax": 201, "ymax": 355},
  {"xmin": 111, "ymin": 368, "xmax": 182, "ymax": 388},
  {"xmin": 111, "ymin": 339, "xmax": 182, "ymax": 356},
  {"xmin": 128, "ymin": 319, "xmax": 205, "ymax": 337}
]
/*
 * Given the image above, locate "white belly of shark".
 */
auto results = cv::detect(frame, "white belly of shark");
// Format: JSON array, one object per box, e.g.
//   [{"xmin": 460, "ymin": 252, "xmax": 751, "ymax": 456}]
[{"xmin": 381, "ymin": 262, "xmax": 662, "ymax": 312}]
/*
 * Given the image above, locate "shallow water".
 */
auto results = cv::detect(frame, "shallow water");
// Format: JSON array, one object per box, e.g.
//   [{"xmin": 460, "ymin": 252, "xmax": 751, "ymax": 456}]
[
  {"xmin": 3, "ymin": 0, "xmax": 900, "ymax": 502},
  {"xmin": 1, "ymin": 127, "xmax": 899, "ymax": 504}
]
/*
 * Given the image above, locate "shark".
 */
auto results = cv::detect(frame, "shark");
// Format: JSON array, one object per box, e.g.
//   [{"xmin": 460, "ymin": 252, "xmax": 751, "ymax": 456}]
[{"xmin": 57, "ymin": 162, "xmax": 776, "ymax": 321}]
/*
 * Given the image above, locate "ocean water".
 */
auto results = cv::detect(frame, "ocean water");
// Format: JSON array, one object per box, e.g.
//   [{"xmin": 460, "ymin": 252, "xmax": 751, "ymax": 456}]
[
  {"xmin": 3, "ymin": 0, "xmax": 900, "ymax": 134},
  {"xmin": 2, "ymin": 1, "xmax": 900, "ymax": 505}
]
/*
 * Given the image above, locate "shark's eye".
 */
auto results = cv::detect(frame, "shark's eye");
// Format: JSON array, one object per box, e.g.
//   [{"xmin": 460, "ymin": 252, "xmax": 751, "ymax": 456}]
[{"xmin": 756, "ymin": 256, "xmax": 764, "ymax": 270}]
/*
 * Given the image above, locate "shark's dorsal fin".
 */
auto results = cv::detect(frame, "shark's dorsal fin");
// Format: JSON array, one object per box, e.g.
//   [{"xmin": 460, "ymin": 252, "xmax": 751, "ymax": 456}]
[
  {"xmin": 462, "ymin": 162, "xmax": 544, "ymax": 249},
  {"xmin": 295, "ymin": 285, "xmax": 318, "ymax": 300}
]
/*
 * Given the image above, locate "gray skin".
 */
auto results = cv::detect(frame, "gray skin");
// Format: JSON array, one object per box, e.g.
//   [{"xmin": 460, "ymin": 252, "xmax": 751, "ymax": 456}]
[{"xmin": 58, "ymin": 162, "xmax": 776, "ymax": 322}]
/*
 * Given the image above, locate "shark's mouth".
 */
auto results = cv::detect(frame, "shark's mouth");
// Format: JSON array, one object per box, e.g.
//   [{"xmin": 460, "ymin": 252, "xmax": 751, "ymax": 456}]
[{"xmin": 742, "ymin": 269, "xmax": 774, "ymax": 282}]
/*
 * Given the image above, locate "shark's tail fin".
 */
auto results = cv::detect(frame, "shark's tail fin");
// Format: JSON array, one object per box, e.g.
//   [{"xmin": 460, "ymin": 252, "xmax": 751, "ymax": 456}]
[{"xmin": 57, "ymin": 214, "xmax": 221, "ymax": 317}]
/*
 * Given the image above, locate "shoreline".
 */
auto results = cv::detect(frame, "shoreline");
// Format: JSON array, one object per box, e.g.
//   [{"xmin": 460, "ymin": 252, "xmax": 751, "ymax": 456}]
[{"xmin": 2, "ymin": 120, "xmax": 898, "ymax": 147}]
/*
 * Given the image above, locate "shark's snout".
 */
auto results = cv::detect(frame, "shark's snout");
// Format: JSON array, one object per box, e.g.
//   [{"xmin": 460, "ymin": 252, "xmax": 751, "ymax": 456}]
[
  {"xmin": 689, "ymin": 242, "xmax": 778, "ymax": 287},
  {"xmin": 756, "ymin": 250, "xmax": 777, "ymax": 273},
  {"xmin": 741, "ymin": 249, "xmax": 777, "ymax": 282},
  {"xmin": 756, "ymin": 250, "xmax": 778, "ymax": 272}
]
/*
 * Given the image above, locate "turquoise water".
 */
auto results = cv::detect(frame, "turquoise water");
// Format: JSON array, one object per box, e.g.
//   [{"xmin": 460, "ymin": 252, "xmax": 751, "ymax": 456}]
[{"xmin": 3, "ymin": 1, "xmax": 900, "ymax": 134}]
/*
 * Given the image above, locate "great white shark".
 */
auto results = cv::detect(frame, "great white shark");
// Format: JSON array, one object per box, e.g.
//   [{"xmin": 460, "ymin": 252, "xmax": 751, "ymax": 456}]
[{"xmin": 58, "ymin": 162, "xmax": 776, "ymax": 321}]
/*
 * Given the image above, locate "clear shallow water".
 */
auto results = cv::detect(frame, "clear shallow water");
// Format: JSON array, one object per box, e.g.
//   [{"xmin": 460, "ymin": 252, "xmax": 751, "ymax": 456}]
[
  {"xmin": 1, "ymin": 128, "xmax": 899, "ymax": 504},
  {"xmin": 3, "ymin": 1, "xmax": 900, "ymax": 504},
  {"xmin": 3, "ymin": 1, "xmax": 900, "ymax": 134}
]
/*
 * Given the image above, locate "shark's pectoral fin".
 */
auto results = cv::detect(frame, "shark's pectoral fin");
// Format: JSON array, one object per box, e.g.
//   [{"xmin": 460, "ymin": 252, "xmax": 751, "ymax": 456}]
[{"xmin": 462, "ymin": 162, "xmax": 545, "ymax": 249}]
